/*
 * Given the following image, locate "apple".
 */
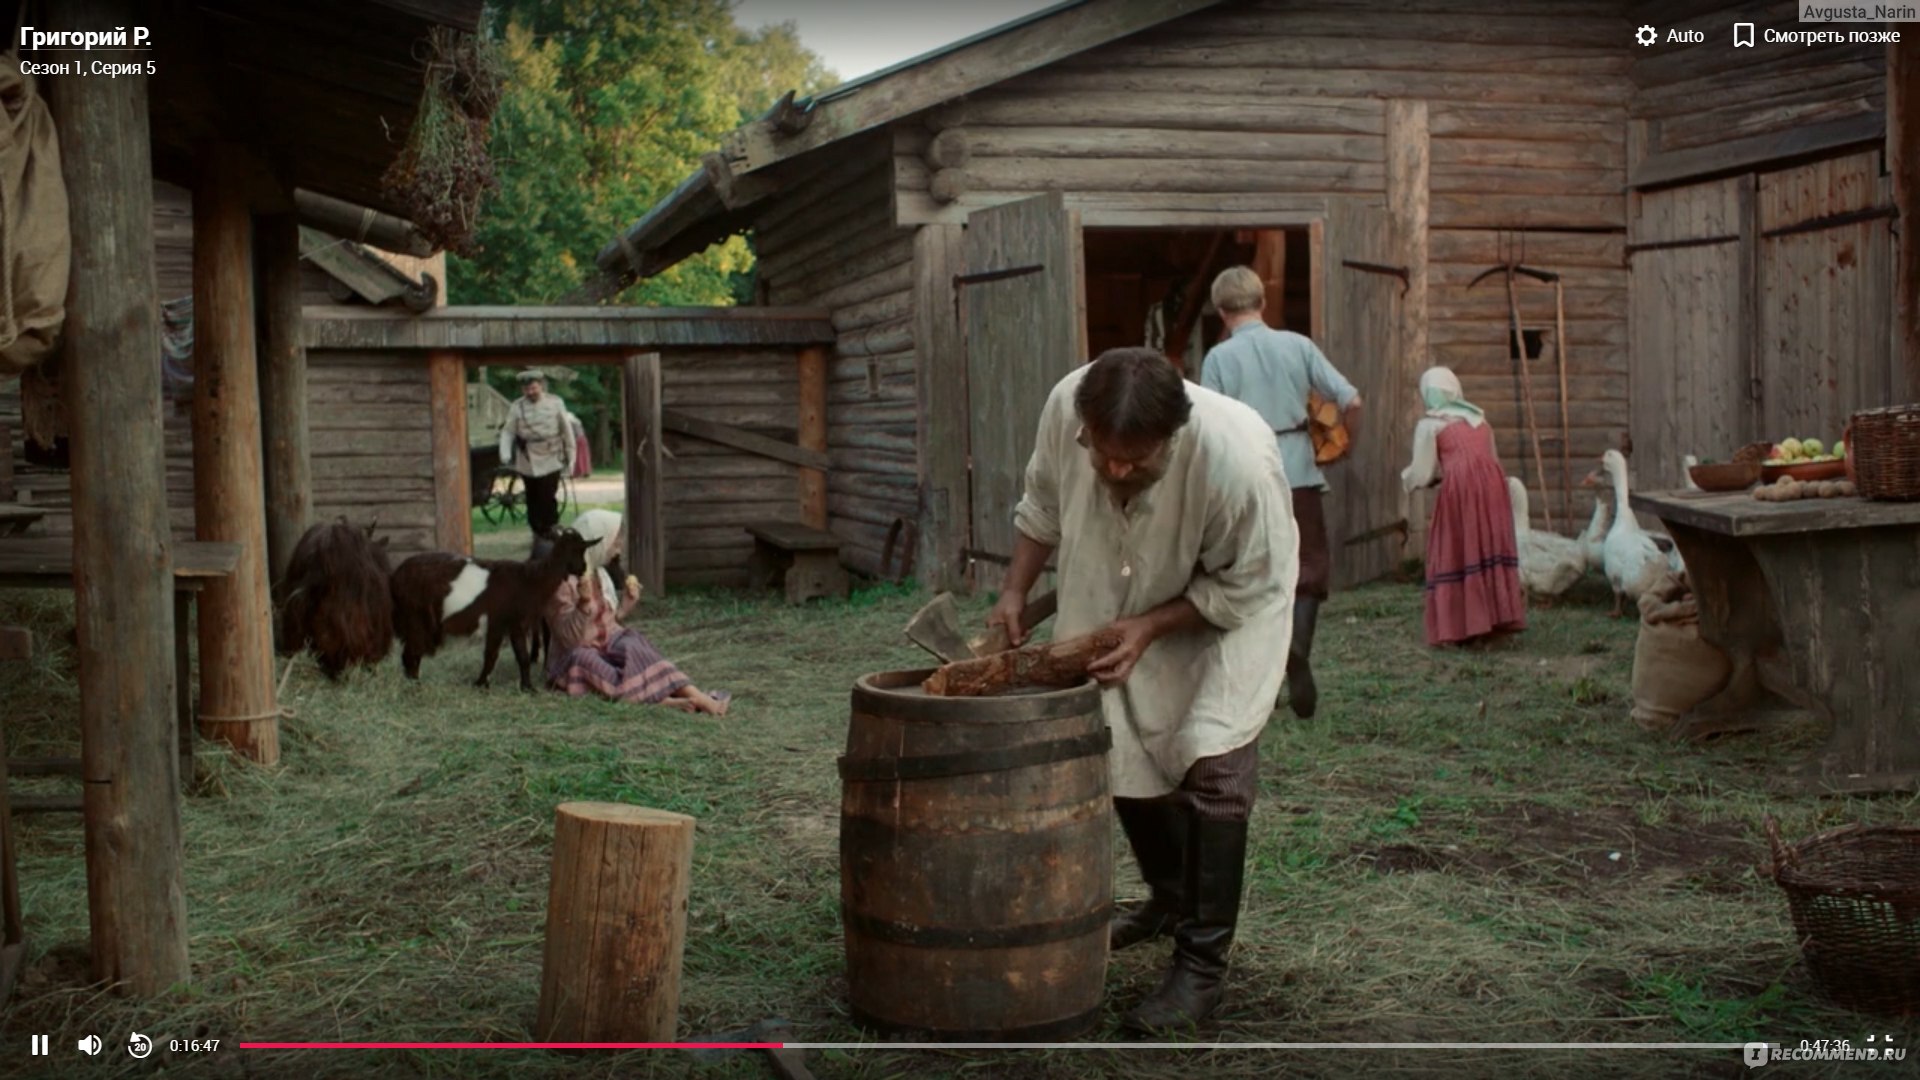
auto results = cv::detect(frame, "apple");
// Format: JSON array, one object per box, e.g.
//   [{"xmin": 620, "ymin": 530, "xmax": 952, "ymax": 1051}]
[
  {"xmin": 1781, "ymin": 437, "xmax": 1804, "ymax": 459},
  {"xmin": 1803, "ymin": 438, "xmax": 1825, "ymax": 457},
  {"xmin": 1838, "ymin": 442, "xmax": 1847, "ymax": 459}
]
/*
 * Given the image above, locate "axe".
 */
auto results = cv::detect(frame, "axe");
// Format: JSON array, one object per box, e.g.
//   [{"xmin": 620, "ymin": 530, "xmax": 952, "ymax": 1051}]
[{"xmin": 904, "ymin": 589, "xmax": 1059, "ymax": 664}]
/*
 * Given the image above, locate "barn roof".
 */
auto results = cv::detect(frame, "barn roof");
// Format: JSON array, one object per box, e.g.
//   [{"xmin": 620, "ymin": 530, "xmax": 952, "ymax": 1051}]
[
  {"xmin": 581, "ymin": 0, "xmax": 1225, "ymax": 296},
  {"xmin": 148, "ymin": 0, "xmax": 488, "ymax": 224}
]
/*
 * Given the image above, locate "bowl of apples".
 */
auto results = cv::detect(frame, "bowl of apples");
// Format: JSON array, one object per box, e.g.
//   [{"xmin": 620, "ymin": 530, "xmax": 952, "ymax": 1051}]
[{"xmin": 1761, "ymin": 436, "xmax": 1848, "ymax": 483}]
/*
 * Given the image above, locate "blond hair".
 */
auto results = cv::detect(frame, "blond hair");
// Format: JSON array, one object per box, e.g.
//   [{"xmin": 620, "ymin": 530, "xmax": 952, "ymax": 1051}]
[{"xmin": 1209, "ymin": 266, "xmax": 1265, "ymax": 315}]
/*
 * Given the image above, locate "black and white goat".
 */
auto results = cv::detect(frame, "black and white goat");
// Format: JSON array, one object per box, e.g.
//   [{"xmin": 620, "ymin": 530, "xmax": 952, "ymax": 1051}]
[{"xmin": 389, "ymin": 527, "xmax": 596, "ymax": 691}]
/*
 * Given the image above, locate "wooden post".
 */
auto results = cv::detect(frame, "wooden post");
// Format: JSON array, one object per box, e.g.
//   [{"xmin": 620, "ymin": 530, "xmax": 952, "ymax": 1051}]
[
  {"xmin": 622, "ymin": 354, "xmax": 666, "ymax": 596},
  {"xmin": 1388, "ymin": 99, "xmax": 1431, "ymax": 546},
  {"xmin": 797, "ymin": 345, "xmax": 828, "ymax": 529},
  {"xmin": 257, "ymin": 212, "xmax": 309, "ymax": 587},
  {"xmin": 428, "ymin": 351, "xmax": 472, "ymax": 554},
  {"xmin": 536, "ymin": 803, "xmax": 695, "ymax": 1041},
  {"xmin": 912, "ymin": 225, "xmax": 969, "ymax": 591},
  {"xmin": 47, "ymin": 1, "xmax": 192, "ymax": 992},
  {"xmin": 193, "ymin": 144, "xmax": 279, "ymax": 765},
  {"xmin": 1252, "ymin": 231, "xmax": 1286, "ymax": 329},
  {"xmin": 1892, "ymin": 39, "xmax": 1920, "ymax": 402}
]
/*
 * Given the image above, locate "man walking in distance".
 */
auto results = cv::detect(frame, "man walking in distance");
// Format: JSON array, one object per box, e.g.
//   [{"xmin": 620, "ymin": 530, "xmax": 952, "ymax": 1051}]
[
  {"xmin": 498, "ymin": 369, "xmax": 574, "ymax": 539},
  {"xmin": 1198, "ymin": 266, "xmax": 1363, "ymax": 719},
  {"xmin": 986, "ymin": 348, "xmax": 1298, "ymax": 1032}
]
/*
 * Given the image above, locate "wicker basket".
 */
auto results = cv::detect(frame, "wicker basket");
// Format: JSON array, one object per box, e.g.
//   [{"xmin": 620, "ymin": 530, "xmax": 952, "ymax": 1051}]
[
  {"xmin": 1765, "ymin": 816, "xmax": 1920, "ymax": 1016},
  {"xmin": 1846, "ymin": 405, "xmax": 1920, "ymax": 501}
]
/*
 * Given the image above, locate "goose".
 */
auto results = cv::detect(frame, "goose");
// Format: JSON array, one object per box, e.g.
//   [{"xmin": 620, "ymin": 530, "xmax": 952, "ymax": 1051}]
[
  {"xmin": 1577, "ymin": 492, "xmax": 1611, "ymax": 572},
  {"xmin": 1508, "ymin": 477, "xmax": 1587, "ymax": 598},
  {"xmin": 1589, "ymin": 449, "xmax": 1672, "ymax": 617}
]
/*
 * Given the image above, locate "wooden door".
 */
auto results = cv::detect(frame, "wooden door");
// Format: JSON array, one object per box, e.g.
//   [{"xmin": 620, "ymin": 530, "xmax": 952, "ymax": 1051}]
[
  {"xmin": 1318, "ymin": 199, "xmax": 1406, "ymax": 589},
  {"xmin": 1756, "ymin": 151, "xmax": 1898, "ymax": 445},
  {"xmin": 1626, "ymin": 176, "xmax": 1754, "ymax": 495},
  {"xmin": 959, "ymin": 193, "xmax": 1087, "ymax": 591}
]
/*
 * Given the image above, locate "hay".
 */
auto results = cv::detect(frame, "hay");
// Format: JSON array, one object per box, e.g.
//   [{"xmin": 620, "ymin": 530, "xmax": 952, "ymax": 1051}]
[
  {"xmin": 380, "ymin": 27, "xmax": 506, "ymax": 257},
  {"xmin": 2, "ymin": 580, "xmax": 1917, "ymax": 1078}
]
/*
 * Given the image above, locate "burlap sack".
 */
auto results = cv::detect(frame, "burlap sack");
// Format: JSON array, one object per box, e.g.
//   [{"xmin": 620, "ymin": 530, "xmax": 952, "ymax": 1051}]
[
  {"xmin": 0, "ymin": 60, "xmax": 70, "ymax": 375},
  {"xmin": 1630, "ymin": 571, "xmax": 1732, "ymax": 732}
]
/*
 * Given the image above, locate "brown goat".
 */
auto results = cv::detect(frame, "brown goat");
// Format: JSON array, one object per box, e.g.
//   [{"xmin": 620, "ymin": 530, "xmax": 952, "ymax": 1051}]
[
  {"xmin": 274, "ymin": 519, "xmax": 394, "ymax": 680},
  {"xmin": 389, "ymin": 527, "xmax": 595, "ymax": 691}
]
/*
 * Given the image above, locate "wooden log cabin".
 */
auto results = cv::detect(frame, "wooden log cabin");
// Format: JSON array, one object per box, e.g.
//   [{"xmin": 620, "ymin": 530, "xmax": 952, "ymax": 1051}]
[{"xmin": 591, "ymin": 0, "xmax": 1916, "ymax": 591}]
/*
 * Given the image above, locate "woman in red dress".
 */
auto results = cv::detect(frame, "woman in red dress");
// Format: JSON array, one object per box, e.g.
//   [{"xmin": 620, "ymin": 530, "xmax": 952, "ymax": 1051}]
[{"xmin": 1401, "ymin": 367, "xmax": 1527, "ymax": 646}]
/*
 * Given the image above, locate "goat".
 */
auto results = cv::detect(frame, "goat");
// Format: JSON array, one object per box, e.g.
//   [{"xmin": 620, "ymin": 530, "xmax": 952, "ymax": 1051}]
[
  {"xmin": 274, "ymin": 518, "xmax": 393, "ymax": 679},
  {"xmin": 389, "ymin": 527, "xmax": 595, "ymax": 691},
  {"xmin": 523, "ymin": 530, "xmax": 624, "ymax": 670}
]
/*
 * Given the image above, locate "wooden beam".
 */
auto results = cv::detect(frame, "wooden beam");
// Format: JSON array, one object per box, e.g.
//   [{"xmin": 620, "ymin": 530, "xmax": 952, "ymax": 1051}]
[
  {"xmin": 294, "ymin": 188, "xmax": 436, "ymax": 257},
  {"xmin": 428, "ymin": 351, "xmax": 472, "ymax": 555},
  {"xmin": 797, "ymin": 346, "xmax": 828, "ymax": 528},
  {"xmin": 194, "ymin": 144, "xmax": 280, "ymax": 766},
  {"xmin": 1893, "ymin": 39, "xmax": 1920, "ymax": 403},
  {"xmin": 624, "ymin": 354, "xmax": 666, "ymax": 596},
  {"xmin": 1630, "ymin": 111, "xmax": 1886, "ymax": 190},
  {"xmin": 258, "ymin": 212, "xmax": 311, "ymax": 589},
  {"xmin": 714, "ymin": 0, "xmax": 1225, "ymax": 178},
  {"xmin": 912, "ymin": 225, "xmax": 969, "ymax": 591},
  {"xmin": 1388, "ymin": 99, "xmax": 1431, "ymax": 554},
  {"xmin": 1252, "ymin": 230, "xmax": 1287, "ymax": 329},
  {"xmin": 48, "ymin": 0, "xmax": 192, "ymax": 993},
  {"xmin": 659, "ymin": 409, "xmax": 831, "ymax": 471}
]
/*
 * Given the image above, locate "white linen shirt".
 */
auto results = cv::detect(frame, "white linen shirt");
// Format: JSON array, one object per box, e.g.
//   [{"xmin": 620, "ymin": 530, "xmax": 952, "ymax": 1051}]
[
  {"xmin": 1012, "ymin": 368, "xmax": 1300, "ymax": 799},
  {"xmin": 498, "ymin": 393, "xmax": 573, "ymax": 479}
]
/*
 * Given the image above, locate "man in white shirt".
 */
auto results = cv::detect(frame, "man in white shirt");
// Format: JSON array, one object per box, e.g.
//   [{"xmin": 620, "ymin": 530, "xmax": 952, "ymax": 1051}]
[
  {"xmin": 1199, "ymin": 266, "xmax": 1363, "ymax": 720},
  {"xmin": 987, "ymin": 347, "xmax": 1298, "ymax": 1033},
  {"xmin": 498, "ymin": 369, "xmax": 573, "ymax": 539}
]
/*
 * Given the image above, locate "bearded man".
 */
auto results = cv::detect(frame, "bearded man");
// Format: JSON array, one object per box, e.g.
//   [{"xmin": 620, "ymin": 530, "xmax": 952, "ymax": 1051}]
[{"xmin": 985, "ymin": 347, "xmax": 1299, "ymax": 1032}]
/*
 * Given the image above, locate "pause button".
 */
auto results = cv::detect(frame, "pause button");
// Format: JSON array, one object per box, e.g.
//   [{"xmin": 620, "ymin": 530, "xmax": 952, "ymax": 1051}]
[{"xmin": 29, "ymin": 1034, "xmax": 50, "ymax": 1055}]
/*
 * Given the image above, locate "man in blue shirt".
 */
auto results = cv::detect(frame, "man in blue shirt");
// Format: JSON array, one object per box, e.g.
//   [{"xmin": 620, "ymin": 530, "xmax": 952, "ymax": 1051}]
[{"xmin": 1198, "ymin": 267, "xmax": 1363, "ymax": 719}]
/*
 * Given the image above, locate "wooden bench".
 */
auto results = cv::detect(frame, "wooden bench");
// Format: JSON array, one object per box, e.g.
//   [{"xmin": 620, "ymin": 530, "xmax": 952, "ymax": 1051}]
[{"xmin": 744, "ymin": 521, "xmax": 849, "ymax": 604}]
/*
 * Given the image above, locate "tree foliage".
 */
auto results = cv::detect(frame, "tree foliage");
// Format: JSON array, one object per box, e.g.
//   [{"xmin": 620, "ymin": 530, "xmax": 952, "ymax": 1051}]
[{"xmin": 449, "ymin": 0, "xmax": 838, "ymax": 455}]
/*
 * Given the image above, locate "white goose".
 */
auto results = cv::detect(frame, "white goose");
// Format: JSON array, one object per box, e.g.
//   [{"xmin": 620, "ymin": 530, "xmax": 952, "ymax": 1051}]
[
  {"xmin": 1592, "ymin": 449, "xmax": 1672, "ymax": 617},
  {"xmin": 1508, "ymin": 478, "xmax": 1586, "ymax": 598},
  {"xmin": 1577, "ymin": 493, "xmax": 1610, "ymax": 572}
]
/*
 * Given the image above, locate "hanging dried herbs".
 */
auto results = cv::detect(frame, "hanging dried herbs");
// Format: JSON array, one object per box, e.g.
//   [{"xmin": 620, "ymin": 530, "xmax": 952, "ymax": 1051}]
[{"xmin": 380, "ymin": 27, "xmax": 506, "ymax": 257}]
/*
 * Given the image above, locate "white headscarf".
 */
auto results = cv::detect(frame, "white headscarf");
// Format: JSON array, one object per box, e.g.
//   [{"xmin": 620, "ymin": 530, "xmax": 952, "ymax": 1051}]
[
  {"xmin": 571, "ymin": 508, "xmax": 623, "ymax": 598},
  {"xmin": 1419, "ymin": 366, "xmax": 1486, "ymax": 428}
]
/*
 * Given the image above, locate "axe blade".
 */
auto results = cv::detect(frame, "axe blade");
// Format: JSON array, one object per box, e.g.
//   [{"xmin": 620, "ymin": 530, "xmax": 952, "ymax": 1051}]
[{"xmin": 904, "ymin": 591, "xmax": 972, "ymax": 663}]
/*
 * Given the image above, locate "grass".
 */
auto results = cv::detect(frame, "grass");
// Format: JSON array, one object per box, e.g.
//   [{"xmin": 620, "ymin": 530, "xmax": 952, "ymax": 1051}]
[{"xmin": 2, "ymin": 574, "xmax": 1918, "ymax": 1079}]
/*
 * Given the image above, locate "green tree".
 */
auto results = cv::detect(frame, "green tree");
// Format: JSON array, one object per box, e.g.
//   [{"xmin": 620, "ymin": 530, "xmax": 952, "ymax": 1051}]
[{"xmin": 453, "ymin": 1, "xmax": 837, "ymax": 459}]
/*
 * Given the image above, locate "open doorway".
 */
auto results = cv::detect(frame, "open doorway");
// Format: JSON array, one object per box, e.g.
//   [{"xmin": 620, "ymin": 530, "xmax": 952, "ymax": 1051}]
[{"xmin": 1081, "ymin": 228, "xmax": 1314, "ymax": 375}]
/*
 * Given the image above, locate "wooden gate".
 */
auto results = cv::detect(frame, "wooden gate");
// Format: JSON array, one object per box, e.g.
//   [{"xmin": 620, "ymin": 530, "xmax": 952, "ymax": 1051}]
[
  {"xmin": 1626, "ymin": 176, "xmax": 1754, "ymax": 494},
  {"xmin": 1756, "ymin": 150, "xmax": 1898, "ymax": 444},
  {"xmin": 1318, "ymin": 199, "xmax": 1406, "ymax": 589},
  {"xmin": 959, "ymin": 192, "xmax": 1087, "ymax": 591}
]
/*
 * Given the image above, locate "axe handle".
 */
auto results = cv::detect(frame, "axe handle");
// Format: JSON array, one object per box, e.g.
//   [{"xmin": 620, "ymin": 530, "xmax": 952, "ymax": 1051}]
[{"xmin": 970, "ymin": 589, "xmax": 1060, "ymax": 654}]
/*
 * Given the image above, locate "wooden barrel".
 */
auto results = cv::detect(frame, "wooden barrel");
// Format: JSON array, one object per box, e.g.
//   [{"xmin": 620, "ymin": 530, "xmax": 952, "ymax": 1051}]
[{"xmin": 840, "ymin": 668, "xmax": 1111, "ymax": 1041}]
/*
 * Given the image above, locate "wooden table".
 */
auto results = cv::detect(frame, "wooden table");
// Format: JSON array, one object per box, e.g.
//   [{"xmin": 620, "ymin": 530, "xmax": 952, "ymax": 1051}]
[
  {"xmin": 1630, "ymin": 489, "xmax": 1920, "ymax": 794},
  {"xmin": 0, "ymin": 539, "xmax": 242, "ymax": 805},
  {"xmin": 744, "ymin": 521, "xmax": 849, "ymax": 604}
]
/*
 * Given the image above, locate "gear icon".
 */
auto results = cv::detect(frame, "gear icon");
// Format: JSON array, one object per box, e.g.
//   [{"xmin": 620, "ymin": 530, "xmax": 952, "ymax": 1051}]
[{"xmin": 1636, "ymin": 25, "xmax": 1659, "ymax": 46}]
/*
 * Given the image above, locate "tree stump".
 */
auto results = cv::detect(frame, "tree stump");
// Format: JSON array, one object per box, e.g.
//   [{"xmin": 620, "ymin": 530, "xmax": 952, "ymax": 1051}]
[{"xmin": 536, "ymin": 803, "xmax": 696, "ymax": 1042}]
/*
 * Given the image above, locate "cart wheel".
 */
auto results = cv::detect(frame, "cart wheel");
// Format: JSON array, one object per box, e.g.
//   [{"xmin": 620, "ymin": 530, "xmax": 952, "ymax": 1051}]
[{"xmin": 487, "ymin": 469, "xmax": 524, "ymax": 524}]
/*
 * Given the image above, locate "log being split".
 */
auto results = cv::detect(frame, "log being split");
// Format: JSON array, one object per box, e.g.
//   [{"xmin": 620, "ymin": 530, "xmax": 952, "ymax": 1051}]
[{"xmin": 921, "ymin": 629, "xmax": 1124, "ymax": 697}]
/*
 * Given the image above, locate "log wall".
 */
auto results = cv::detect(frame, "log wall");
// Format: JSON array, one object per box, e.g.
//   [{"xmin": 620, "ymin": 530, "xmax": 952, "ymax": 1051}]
[
  {"xmin": 657, "ymin": 349, "xmax": 806, "ymax": 588},
  {"xmin": 3, "ymin": 356, "xmax": 440, "ymax": 560},
  {"xmin": 754, "ymin": 135, "xmax": 918, "ymax": 577},
  {"xmin": 885, "ymin": 0, "xmax": 1635, "ymax": 528},
  {"xmin": 1628, "ymin": 0, "xmax": 1887, "ymax": 187}
]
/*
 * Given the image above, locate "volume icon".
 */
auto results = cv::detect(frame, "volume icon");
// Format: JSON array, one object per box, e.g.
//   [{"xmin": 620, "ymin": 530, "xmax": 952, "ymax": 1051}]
[{"xmin": 78, "ymin": 1034, "xmax": 103, "ymax": 1055}]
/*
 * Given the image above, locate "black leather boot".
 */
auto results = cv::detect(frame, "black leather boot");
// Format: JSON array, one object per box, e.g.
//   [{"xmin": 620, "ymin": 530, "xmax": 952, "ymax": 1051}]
[
  {"xmin": 1122, "ymin": 816, "xmax": 1250, "ymax": 1034},
  {"xmin": 1111, "ymin": 799, "xmax": 1186, "ymax": 951},
  {"xmin": 1285, "ymin": 597, "xmax": 1321, "ymax": 718}
]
